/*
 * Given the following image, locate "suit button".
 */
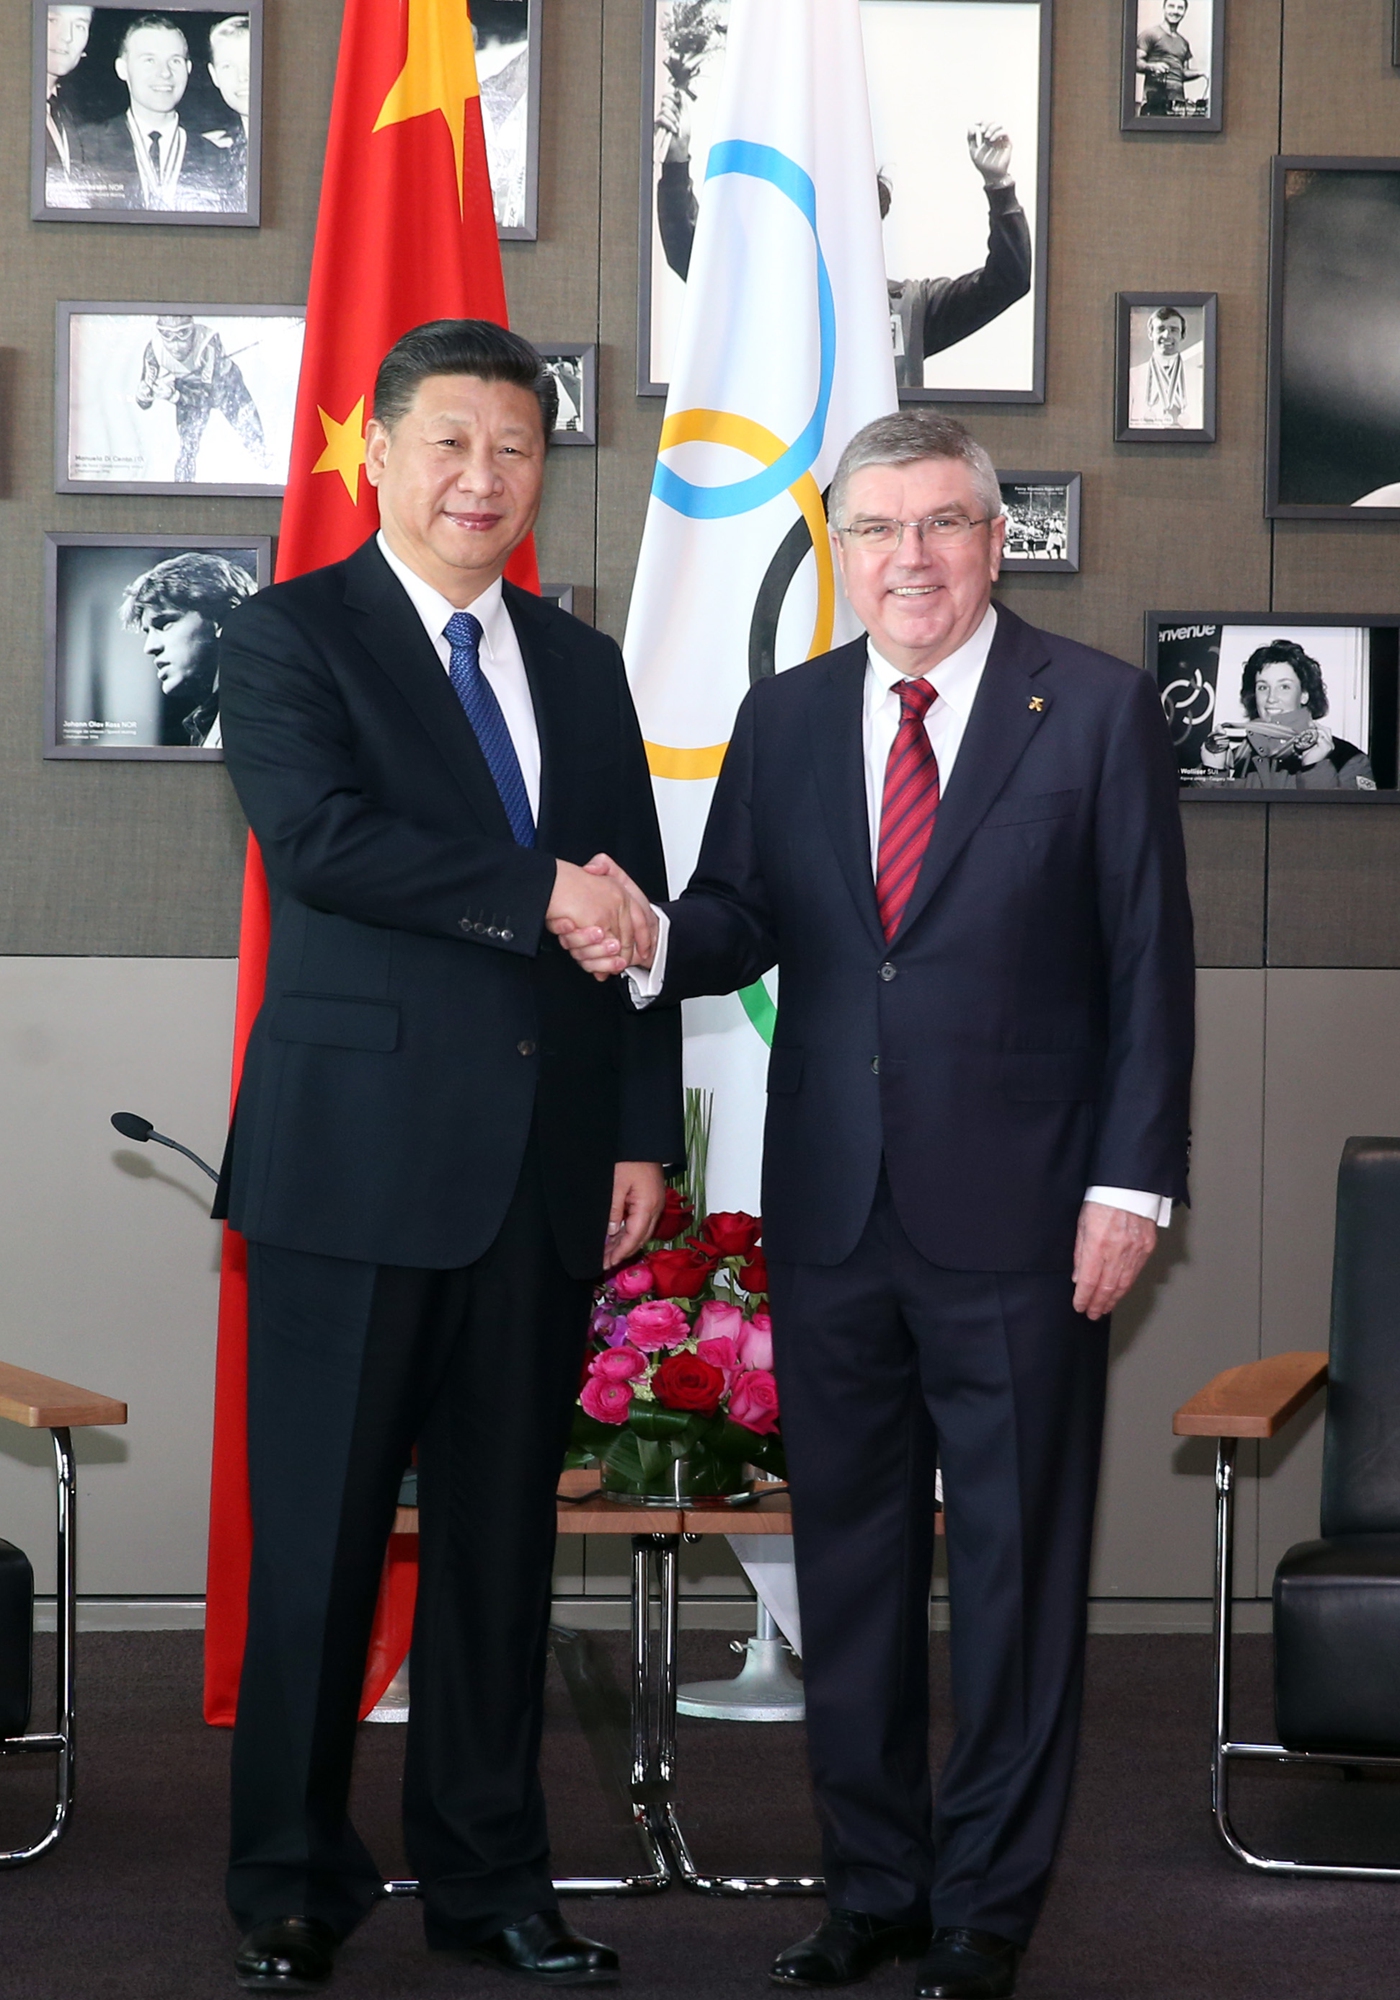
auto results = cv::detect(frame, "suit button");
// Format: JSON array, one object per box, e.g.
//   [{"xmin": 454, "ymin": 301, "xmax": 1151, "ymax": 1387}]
[
  {"xmin": 475, "ymin": 922, "xmax": 487, "ymax": 934},
  {"xmin": 879, "ymin": 962, "xmax": 897, "ymax": 982},
  {"xmin": 517, "ymin": 1039, "xmax": 536, "ymax": 1057},
  {"xmin": 458, "ymin": 918, "xmax": 472, "ymax": 933},
  {"xmin": 487, "ymin": 926, "xmax": 501, "ymax": 938},
  {"xmin": 501, "ymin": 929, "xmax": 513, "ymax": 942},
  {"xmin": 870, "ymin": 1058, "xmax": 880, "ymax": 1075}
]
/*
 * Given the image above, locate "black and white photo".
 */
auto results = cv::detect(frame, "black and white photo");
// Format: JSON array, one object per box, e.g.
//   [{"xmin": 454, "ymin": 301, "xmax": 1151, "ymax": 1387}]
[
  {"xmin": 640, "ymin": 0, "xmax": 1052, "ymax": 401},
  {"xmin": 1267, "ymin": 159, "xmax": 1400, "ymax": 518},
  {"xmin": 535, "ymin": 344, "xmax": 596, "ymax": 445},
  {"xmin": 45, "ymin": 534, "xmax": 271, "ymax": 760},
  {"xmin": 1115, "ymin": 292, "xmax": 1216, "ymax": 442},
  {"xmin": 1149, "ymin": 613, "xmax": 1400, "ymax": 794},
  {"xmin": 473, "ymin": 0, "xmax": 540, "ymax": 239},
  {"xmin": 32, "ymin": 2, "xmax": 262, "ymax": 225},
  {"xmin": 57, "ymin": 302, "xmax": 304, "ymax": 495},
  {"xmin": 1121, "ymin": 0, "xmax": 1222, "ymax": 133},
  {"xmin": 997, "ymin": 471, "xmax": 1080, "ymax": 571}
]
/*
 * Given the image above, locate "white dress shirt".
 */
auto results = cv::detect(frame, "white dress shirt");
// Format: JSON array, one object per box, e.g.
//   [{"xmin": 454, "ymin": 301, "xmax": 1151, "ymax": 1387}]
[
  {"xmin": 629, "ymin": 604, "xmax": 1169, "ymax": 1226},
  {"xmin": 376, "ymin": 531, "xmax": 541, "ymax": 819}
]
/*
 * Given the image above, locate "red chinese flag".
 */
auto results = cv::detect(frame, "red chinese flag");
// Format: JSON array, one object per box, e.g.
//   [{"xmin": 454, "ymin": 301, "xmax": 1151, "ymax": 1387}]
[{"xmin": 204, "ymin": 0, "xmax": 539, "ymax": 1726}]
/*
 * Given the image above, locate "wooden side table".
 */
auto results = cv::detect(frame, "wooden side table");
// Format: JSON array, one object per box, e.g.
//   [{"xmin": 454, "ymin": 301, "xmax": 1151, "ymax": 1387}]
[{"xmin": 384, "ymin": 1475, "xmax": 824, "ymax": 1899}]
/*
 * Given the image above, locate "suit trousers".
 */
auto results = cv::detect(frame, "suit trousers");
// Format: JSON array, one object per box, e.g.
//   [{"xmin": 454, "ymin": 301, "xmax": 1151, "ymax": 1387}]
[
  {"xmin": 768, "ymin": 1172, "xmax": 1109, "ymax": 1947},
  {"xmin": 226, "ymin": 1136, "xmax": 595, "ymax": 1944}
]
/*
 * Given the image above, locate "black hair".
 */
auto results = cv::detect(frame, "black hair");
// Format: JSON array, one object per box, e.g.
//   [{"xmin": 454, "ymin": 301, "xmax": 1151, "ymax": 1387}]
[
  {"xmin": 372, "ymin": 320, "xmax": 557, "ymax": 439},
  {"xmin": 118, "ymin": 13, "xmax": 188, "ymax": 57},
  {"xmin": 1150, "ymin": 305, "xmax": 1188, "ymax": 334},
  {"xmin": 1240, "ymin": 639, "xmax": 1329, "ymax": 720}
]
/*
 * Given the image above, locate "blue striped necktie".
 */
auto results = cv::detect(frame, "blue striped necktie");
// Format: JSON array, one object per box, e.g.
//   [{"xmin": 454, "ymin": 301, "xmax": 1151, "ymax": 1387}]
[{"xmin": 443, "ymin": 610, "xmax": 535, "ymax": 848}]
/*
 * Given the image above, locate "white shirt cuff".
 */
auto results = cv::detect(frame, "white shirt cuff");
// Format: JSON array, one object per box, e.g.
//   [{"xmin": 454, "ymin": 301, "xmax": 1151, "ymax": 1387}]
[
  {"xmin": 1084, "ymin": 1186, "xmax": 1172, "ymax": 1227},
  {"xmin": 623, "ymin": 906, "xmax": 670, "ymax": 1009}
]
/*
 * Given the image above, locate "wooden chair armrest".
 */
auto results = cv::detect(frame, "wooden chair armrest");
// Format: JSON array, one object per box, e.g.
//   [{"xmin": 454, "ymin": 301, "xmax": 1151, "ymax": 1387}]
[
  {"xmin": 0, "ymin": 1361, "xmax": 127, "ymax": 1430},
  {"xmin": 1172, "ymin": 1350, "xmax": 1328, "ymax": 1439}
]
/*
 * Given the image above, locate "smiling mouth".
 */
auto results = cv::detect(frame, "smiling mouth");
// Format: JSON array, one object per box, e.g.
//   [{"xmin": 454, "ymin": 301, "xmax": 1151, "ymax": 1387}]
[{"xmin": 890, "ymin": 584, "xmax": 942, "ymax": 597}]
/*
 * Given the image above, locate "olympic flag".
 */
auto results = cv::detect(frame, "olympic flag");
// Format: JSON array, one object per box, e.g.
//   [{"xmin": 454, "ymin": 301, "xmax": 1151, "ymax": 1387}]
[{"xmin": 625, "ymin": 0, "xmax": 897, "ymax": 1210}]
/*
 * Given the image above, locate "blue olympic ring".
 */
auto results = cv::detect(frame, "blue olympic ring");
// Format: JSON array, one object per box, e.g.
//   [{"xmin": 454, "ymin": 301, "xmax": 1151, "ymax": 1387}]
[{"xmin": 652, "ymin": 140, "xmax": 836, "ymax": 522}]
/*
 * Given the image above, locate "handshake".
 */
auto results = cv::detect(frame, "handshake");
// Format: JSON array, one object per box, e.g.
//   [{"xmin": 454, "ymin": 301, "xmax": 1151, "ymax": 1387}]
[{"xmin": 546, "ymin": 855, "xmax": 658, "ymax": 982}]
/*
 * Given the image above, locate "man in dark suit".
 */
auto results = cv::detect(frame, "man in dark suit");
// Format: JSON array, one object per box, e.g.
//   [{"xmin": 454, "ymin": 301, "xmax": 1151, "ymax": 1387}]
[
  {"xmin": 215, "ymin": 320, "xmax": 681, "ymax": 1994},
  {"xmin": 558, "ymin": 412, "xmax": 1193, "ymax": 1999}
]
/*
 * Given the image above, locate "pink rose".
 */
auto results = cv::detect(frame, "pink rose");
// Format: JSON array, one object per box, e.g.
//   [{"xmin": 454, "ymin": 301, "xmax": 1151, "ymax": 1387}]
[
  {"xmin": 580, "ymin": 1375, "xmax": 633, "ymax": 1425},
  {"xmin": 611, "ymin": 1262, "xmax": 654, "ymax": 1300},
  {"xmin": 623, "ymin": 1299, "xmax": 691, "ymax": 1352},
  {"xmin": 694, "ymin": 1300, "xmax": 743, "ymax": 1343},
  {"xmin": 737, "ymin": 1313, "xmax": 773, "ymax": 1372},
  {"xmin": 696, "ymin": 1334, "xmax": 742, "ymax": 1375},
  {"xmin": 728, "ymin": 1368, "xmax": 780, "ymax": 1435},
  {"xmin": 591, "ymin": 1345, "xmax": 647, "ymax": 1382}
]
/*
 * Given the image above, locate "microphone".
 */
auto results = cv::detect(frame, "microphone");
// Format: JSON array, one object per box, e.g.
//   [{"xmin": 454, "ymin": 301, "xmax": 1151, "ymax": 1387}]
[{"xmin": 110, "ymin": 1112, "xmax": 219, "ymax": 1184}]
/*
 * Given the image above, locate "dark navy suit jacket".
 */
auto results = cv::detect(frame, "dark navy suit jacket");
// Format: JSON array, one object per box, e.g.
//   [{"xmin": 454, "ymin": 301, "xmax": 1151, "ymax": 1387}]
[
  {"xmin": 660, "ymin": 605, "xmax": 1195, "ymax": 1273},
  {"xmin": 215, "ymin": 537, "xmax": 683, "ymax": 1277}
]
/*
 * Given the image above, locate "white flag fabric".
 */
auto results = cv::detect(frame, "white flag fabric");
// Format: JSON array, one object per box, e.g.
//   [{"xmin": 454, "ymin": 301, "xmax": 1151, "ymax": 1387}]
[{"xmin": 625, "ymin": 0, "xmax": 898, "ymax": 1213}]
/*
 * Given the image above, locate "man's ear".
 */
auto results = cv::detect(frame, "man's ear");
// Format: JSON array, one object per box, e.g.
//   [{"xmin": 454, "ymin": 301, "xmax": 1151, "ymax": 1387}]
[
  {"xmin": 363, "ymin": 417, "xmax": 389, "ymax": 489},
  {"xmin": 988, "ymin": 515, "xmax": 1006, "ymax": 583}
]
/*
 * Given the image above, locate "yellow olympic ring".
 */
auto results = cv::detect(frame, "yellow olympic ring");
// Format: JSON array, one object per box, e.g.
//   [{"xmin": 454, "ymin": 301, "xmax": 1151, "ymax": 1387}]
[{"xmin": 643, "ymin": 408, "xmax": 836, "ymax": 782}]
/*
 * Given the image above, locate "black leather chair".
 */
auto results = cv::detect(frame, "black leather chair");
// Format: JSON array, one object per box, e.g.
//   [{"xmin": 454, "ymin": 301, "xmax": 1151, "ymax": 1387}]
[
  {"xmin": 0, "ymin": 1360, "xmax": 126, "ymax": 1867},
  {"xmin": 1174, "ymin": 1135, "xmax": 1400, "ymax": 1879}
]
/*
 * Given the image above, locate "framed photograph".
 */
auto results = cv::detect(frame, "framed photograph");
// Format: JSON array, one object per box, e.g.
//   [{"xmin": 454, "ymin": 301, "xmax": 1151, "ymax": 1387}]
[
  {"xmin": 639, "ymin": 0, "xmax": 1052, "ymax": 403},
  {"xmin": 44, "ymin": 533, "xmax": 272, "ymax": 761},
  {"xmin": 56, "ymin": 302, "xmax": 304, "ymax": 496},
  {"xmin": 1120, "ymin": 0, "xmax": 1223, "ymax": 133},
  {"xmin": 536, "ymin": 344, "xmax": 597, "ymax": 446},
  {"xmin": 1114, "ymin": 292, "xmax": 1216, "ymax": 443},
  {"xmin": 33, "ymin": 2, "xmax": 261, "ymax": 225},
  {"xmin": 474, "ymin": 0, "xmax": 540, "ymax": 239},
  {"xmin": 1148, "ymin": 613, "xmax": 1400, "ymax": 797},
  {"xmin": 997, "ymin": 471, "xmax": 1080, "ymax": 572},
  {"xmin": 1266, "ymin": 159, "xmax": 1400, "ymax": 519}
]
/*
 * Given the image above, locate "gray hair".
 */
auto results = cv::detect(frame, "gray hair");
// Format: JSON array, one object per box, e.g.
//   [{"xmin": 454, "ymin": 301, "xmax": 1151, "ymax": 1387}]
[{"xmin": 829, "ymin": 411, "xmax": 1002, "ymax": 529}]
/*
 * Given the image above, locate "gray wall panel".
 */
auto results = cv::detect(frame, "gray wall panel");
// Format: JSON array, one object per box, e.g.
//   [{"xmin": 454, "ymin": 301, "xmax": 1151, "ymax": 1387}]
[
  {"xmin": 1181, "ymin": 803, "xmax": 1267, "ymax": 967},
  {"xmin": 1267, "ymin": 810, "xmax": 1400, "ymax": 967}
]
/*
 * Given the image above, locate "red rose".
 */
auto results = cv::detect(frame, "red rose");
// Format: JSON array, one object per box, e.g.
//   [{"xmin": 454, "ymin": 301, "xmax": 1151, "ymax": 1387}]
[
  {"xmin": 652, "ymin": 1351, "xmax": 726, "ymax": 1417},
  {"xmin": 701, "ymin": 1210, "xmax": 762, "ymax": 1259},
  {"xmin": 648, "ymin": 1246, "xmax": 718, "ymax": 1299},
  {"xmin": 654, "ymin": 1188, "xmax": 694, "ymax": 1242},
  {"xmin": 737, "ymin": 1248, "xmax": 768, "ymax": 1295}
]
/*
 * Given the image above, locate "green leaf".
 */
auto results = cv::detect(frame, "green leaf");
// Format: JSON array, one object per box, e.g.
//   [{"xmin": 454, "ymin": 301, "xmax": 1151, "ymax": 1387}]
[
  {"xmin": 570, "ymin": 1408, "xmax": 619, "ymax": 1453},
  {"xmin": 629, "ymin": 1405, "xmax": 701, "ymax": 1443}
]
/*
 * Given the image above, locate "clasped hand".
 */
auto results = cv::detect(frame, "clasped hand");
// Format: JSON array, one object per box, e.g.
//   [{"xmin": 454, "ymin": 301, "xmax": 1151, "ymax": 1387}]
[{"xmin": 547, "ymin": 855, "xmax": 656, "ymax": 982}]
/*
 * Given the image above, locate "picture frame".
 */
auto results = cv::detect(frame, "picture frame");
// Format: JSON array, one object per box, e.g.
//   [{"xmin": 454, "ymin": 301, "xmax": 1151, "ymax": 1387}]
[
  {"xmin": 474, "ymin": 0, "xmax": 541, "ymax": 240},
  {"xmin": 1147, "ymin": 611, "xmax": 1400, "ymax": 798},
  {"xmin": 997, "ymin": 471, "xmax": 1080, "ymax": 572},
  {"xmin": 638, "ymin": 0, "xmax": 1053, "ymax": 404},
  {"xmin": 33, "ymin": 1, "xmax": 262, "ymax": 226},
  {"xmin": 1393, "ymin": 0, "xmax": 1400, "ymax": 68},
  {"xmin": 1120, "ymin": 0, "xmax": 1224, "ymax": 134},
  {"xmin": 1266, "ymin": 158, "xmax": 1400, "ymax": 519},
  {"xmin": 1114, "ymin": 292, "xmax": 1217, "ymax": 443},
  {"xmin": 44, "ymin": 532, "xmax": 273, "ymax": 761},
  {"xmin": 536, "ymin": 344, "xmax": 597, "ymax": 446},
  {"xmin": 56, "ymin": 301, "xmax": 305, "ymax": 496}
]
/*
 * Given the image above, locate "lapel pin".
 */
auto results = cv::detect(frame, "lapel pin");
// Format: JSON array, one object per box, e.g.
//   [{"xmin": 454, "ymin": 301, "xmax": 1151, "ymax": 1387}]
[{"xmin": 1028, "ymin": 696, "xmax": 1045, "ymax": 712}]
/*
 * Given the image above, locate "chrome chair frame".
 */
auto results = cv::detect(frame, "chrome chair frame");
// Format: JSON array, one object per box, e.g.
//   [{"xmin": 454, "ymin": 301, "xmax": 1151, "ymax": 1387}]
[
  {"xmin": 1210, "ymin": 1436, "xmax": 1400, "ymax": 1881},
  {"xmin": 0, "ymin": 1428, "xmax": 77, "ymax": 1867}
]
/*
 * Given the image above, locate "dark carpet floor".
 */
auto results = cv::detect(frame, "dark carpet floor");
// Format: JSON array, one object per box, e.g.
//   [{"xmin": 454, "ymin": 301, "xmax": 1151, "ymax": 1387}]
[{"xmin": 2, "ymin": 1629, "xmax": 1399, "ymax": 1998}]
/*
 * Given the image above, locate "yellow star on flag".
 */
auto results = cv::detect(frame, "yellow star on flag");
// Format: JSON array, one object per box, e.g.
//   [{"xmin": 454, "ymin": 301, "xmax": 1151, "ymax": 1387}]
[
  {"xmin": 312, "ymin": 397, "xmax": 367, "ymax": 503},
  {"xmin": 373, "ymin": 0, "xmax": 481, "ymax": 213}
]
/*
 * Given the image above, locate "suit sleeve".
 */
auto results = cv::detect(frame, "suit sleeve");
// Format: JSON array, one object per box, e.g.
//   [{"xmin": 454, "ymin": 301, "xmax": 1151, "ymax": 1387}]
[
  {"xmin": 657, "ymin": 160, "xmax": 698, "ymax": 281},
  {"xmin": 604, "ymin": 642, "xmax": 686, "ymax": 1165},
  {"xmin": 218, "ymin": 591, "xmax": 558, "ymax": 956},
  {"xmin": 657, "ymin": 686, "xmax": 781, "ymax": 1001},
  {"xmin": 919, "ymin": 184, "xmax": 1033, "ymax": 359},
  {"xmin": 1088, "ymin": 668, "xmax": 1195, "ymax": 1203}
]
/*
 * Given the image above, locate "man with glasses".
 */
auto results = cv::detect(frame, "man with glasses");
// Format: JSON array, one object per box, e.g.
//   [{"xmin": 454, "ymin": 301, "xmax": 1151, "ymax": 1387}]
[{"xmin": 555, "ymin": 410, "xmax": 1194, "ymax": 1999}]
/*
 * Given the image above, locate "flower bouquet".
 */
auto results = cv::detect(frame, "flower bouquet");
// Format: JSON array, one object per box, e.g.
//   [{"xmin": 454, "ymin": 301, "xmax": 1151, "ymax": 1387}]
[{"xmin": 570, "ymin": 1094, "xmax": 782, "ymax": 1503}]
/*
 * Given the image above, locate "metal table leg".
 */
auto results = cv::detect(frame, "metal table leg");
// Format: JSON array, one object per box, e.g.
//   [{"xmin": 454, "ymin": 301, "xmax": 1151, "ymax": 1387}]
[{"xmin": 0, "ymin": 1427, "xmax": 77, "ymax": 1867}]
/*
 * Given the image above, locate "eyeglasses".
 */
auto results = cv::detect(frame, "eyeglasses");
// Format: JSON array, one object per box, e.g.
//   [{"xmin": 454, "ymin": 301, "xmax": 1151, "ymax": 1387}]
[{"xmin": 837, "ymin": 512, "xmax": 993, "ymax": 552}]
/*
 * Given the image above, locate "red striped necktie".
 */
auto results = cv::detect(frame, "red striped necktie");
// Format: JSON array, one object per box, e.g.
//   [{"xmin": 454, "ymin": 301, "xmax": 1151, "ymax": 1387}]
[{"xmin": 876, "ymin": 677, "xmax": 940, "ymax": 943}]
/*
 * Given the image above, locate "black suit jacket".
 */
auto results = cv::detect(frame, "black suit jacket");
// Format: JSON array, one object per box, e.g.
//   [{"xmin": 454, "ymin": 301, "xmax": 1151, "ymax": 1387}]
[
  {"xmin": 659, "ymin": 606, "xmax": 1194, "ymax": 1273},
  {"xmin": 215, "ymin": 537, "xmax": 683, "ymax": 1277}
]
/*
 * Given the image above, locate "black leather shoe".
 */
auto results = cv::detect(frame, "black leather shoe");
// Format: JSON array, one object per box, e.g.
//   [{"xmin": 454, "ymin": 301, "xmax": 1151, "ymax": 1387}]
[
  {"xmin": 914, "ymin": 1928, "xmax": 1021, "ymax": 1999},
  {"xmin": 234, "ymin": 1917, "xmax": 337, "ymax": 1992},
  {"xmin": 771, "ymin": 1909, "xmax": 932, "ymax": 1988},
  {"xmin": 464, "ymin": 1910, "xmax": 619, "ymax": 1985}
]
